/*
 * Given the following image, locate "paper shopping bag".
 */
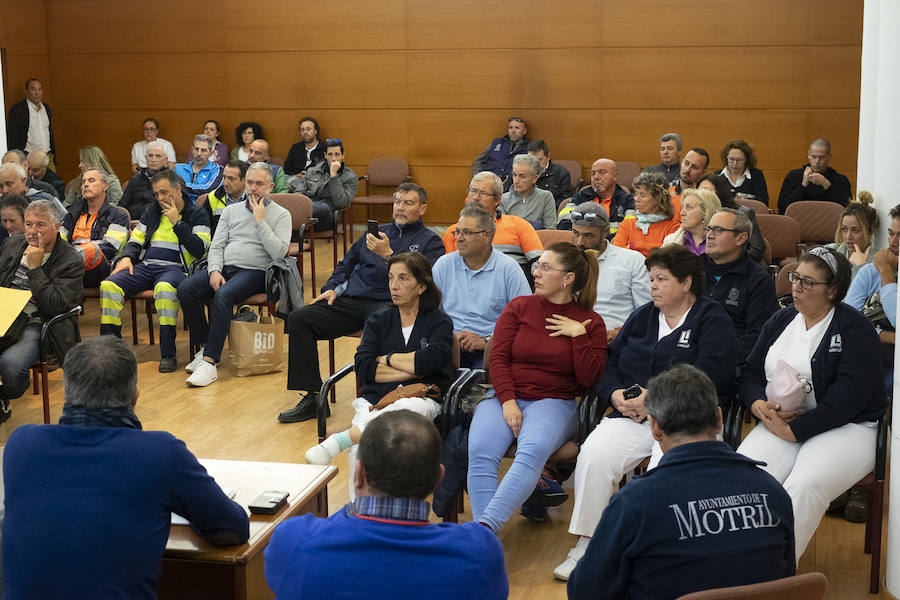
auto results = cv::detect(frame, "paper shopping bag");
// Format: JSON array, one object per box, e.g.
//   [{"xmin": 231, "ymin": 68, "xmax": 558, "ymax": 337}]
[{"xmin": 228, "ymin": 312, "xmax": 285, "ymax": 377}]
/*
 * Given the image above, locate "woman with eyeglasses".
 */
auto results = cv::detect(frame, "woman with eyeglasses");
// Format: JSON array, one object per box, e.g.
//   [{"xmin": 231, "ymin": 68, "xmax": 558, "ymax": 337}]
[
  {"xmin": 611, "ymin": 171, "xmax": 679, "ymax": 258},
  {"xmin": 663, "ymin": 188, "xmax": 721, "ymax": 255},
  {"xmin": 555, "ymin": 244, "xmax": 738, "ymax": 581},
  {"xmin": 467, "ymin": 242, "xmax": 607, "ymax": 533},
  {"xmin": 736, "ymin": 246, "xmax": 884, "ymax": 561},
  {"xmin": 720, "ymin": 139, "xmax": 769, "ymax": 203}
]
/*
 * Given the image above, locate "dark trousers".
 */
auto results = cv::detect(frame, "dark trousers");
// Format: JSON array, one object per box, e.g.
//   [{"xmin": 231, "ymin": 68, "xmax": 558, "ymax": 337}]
[
  {"xmin": 311, "ymin": 201, "xmax": 335, "ymax": 232},
  {"xmin": 286, "ymin": 296, "xmax": 388, "ymax": 392},
  {"xmin": 177, "ymin": 266, "xmax": 266, "ymax": 362}
]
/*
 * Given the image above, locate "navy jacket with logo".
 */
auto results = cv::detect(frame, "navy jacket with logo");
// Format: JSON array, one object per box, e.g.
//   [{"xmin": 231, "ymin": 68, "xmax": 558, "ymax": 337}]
[
  {"xmin": 703, "ymin": 254, "xmax": 778, "ymax": 360},
  {"xmin": 596, "ymin": 295, "xmax": 738, "ymax": 409},
  {"xmin": 738, "ymin": 303, "xmax": 885, "ymax": 442},
  {"xmin": 568, "ymin": 441, "xmax": 795, "ymax": 600},
  {"xmin": 471, "ymin": 135, "xmax": 528, "ymax": 180}
]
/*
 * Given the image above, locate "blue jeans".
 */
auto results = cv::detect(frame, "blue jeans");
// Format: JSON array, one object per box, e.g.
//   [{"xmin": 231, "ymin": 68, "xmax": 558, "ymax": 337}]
[
  {"xmin": 176, "ymin": 267, "xmax": 266, "ymax": 362},
  {"xmin": 467, "ymin": 393, "xmax": 576, "ymax": 531},
  {"xmin": 0, "ymin": 324, "xmax": 41, "ymax": 402}
]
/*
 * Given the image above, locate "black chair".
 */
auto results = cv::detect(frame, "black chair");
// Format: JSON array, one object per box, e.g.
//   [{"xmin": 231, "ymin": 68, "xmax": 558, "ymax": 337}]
[{"xmin": 30, "ymin": 306, "xmax": 82, "ymax": 424}]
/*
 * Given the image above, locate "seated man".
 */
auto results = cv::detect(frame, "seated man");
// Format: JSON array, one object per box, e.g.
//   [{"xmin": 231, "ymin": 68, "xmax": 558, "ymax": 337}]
[
  {"xmin": 265, "ymin": 410, "xmax": 508, "ymax": 600},
  {"xmin": 500, "ymin": 154, "xmax": 557, "ymax": 229},
  {"xmin": 0, "ymin": 199, "xmax": 83, "ymax": 422},
  {"xmin": 60, "ymin": 168, "xmax": 131, "ymax": 287},
  {"xmin": 247, "ymin": 138, "xmax": 289, "ymax": 193},
  {"xmin": 100, "ymin": 170, "xmax": 211, "ymax": 373},
  {"xmin": 204, "ymin": 160, "xmax": 247, "ymax": 236},
  {"xmin": 669, "ymin": 147, "xmax": 710, "ymax": 220},
  {"xmin": 471, "ymin": 116, "xmax": 528, "ymax": 182},
  {"xmin": 527, "ymin": 139, "xmax": 573, "ymax": 203},
  {"xmin": 568, "ymin": 203, "xmax": 649, "ymax": 340},
  {"xmin": 2, "ymin": 336, "xmax": 250, "ymax": 598},
  {"xmin": 177, "ymin": 162, "xmax": 292, "ymax": 387},
  {"xmin": 1, "ymin": 195, "xmax": 27, "ymax": 247},
  {"xmin": 25, "ymin": 149, "xmax": 65, "ymax": 198},
  {"xmin": 703, "ymin": 208, "xmax": 777, "ymax": 360},
  {"xmin": 568, "ymin": 364, "xmax": 795, "ymax": 600},
  {"xmin": 174, "ymin": 134, "xmax": 223, "ymax": 203},
  {"xmin": 778, "ymin": 138, "xmax": 852, "ymax": 214},
  {"xmin": 0, "ymin": 161, "xmax": 64, "ymax": 214},
  {"xmin": 433, "ymin": 205, "xmax": 531, "ymax": 368},
  {"xmin": 558, "ymin": 158, "xmax": 634, "ymax": 237},
  {"xmin": 279, "ymin": 183, "xmax": 444, "ymax": 423},
  {"xmin": 288, "ymin": 139, "xmax": 357, "ymax": 232},
  {"xmin": 283, "ymin": 116, "xmax": 325, "ymax": 176},
  {"xmin": 443, "ymin": 171, "xmax": 543, "ymax": 270},
  {"xmin": 644, "ymin": 132, "xmax": 683, "ymax": 186},
  {"xmin": 119, "ymin": 140, "xmax": 171, "ymax": 220},
  {"xmin": 2, "ymin": 149, "xmax": 58, "ymax": 200}
]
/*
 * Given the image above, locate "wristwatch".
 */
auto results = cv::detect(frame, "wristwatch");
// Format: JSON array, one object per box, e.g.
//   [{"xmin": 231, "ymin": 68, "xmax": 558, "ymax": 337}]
[
  {"xmin": 482, "ymin": 335, "xmax": 492, "ymax": 344},
  {"xmin": 385, "ymin": 353, "xmax": 394, "ymax": 367}
]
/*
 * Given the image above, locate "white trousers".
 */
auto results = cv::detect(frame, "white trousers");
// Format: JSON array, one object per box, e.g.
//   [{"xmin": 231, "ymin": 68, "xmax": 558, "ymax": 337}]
[
  {"xmin": 737, "ymin": 421, "xmax": 877, "ymax": 559},
  {"xmin": 569, "ymin": 417, "xmax": 662, "ymax": 537}
]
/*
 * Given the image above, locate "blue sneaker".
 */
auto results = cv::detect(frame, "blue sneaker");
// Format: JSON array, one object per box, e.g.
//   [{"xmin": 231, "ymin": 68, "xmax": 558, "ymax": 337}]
[
  {"xmin": 525, "ymin": 476, "xmax": 569, "ymax": 507},
  {"xmin": 519, "ymin": 503, "xmax": 548, "ymax": 523}
]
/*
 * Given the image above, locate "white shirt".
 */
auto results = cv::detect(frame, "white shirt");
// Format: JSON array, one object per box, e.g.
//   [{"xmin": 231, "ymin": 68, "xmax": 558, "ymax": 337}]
[
  {"xmin": 764, "ymin": 308, "xmax": 835, "ymax": 409},
  {"xmin": 657, "ymin": 304, "xmax": 692, "ymax": 341},
  {"xmin": 401, "ymin": 324, "xmax": 414, "ymax": 344},
  {"xmin": 237, "ymin": 147, "xmax": 249, "ymax": 162},
  {"xmin": 24, "ymin": 101, "xmax": 51, "ymax": 153},
  {"xmin": 131, "ymin": 138, "xmax": 176, "ymax": 168},
  {"xmin": 593, "ymin": 243, "xmax": 651, "ymax": 329},
  {"xmin": 719, "ymin": 166, "xmax": 751, "ymax": 189}
]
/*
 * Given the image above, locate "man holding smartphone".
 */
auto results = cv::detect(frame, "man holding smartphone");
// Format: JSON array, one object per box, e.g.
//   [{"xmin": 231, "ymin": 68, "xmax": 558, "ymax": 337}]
[
  {"xmin": 287, "ymin": 139, "xmax": 357, "ymax": 232},
  {"xmin": 278, "ymin": 183, "xmax": 444, "ymax": 423}
]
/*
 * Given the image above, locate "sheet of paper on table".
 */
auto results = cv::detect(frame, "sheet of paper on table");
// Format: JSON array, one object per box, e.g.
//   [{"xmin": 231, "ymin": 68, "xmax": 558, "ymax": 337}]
[
  {"xmin": 0, "ymin": 288, "xmax": 32, "ymax": 337},
  {"xmin": 171, "ymin": 487, "xmax": 237, "ymax": 525}
]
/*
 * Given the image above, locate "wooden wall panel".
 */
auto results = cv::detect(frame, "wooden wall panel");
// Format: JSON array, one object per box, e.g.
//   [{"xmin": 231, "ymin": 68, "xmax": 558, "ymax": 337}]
[
  {"xmin": 2, "ymin": 0, "xmax": 864, "ymax": 222},
  {"xmin": 0, "ymin": 0, "xmax": 50, "ymax": 117}
]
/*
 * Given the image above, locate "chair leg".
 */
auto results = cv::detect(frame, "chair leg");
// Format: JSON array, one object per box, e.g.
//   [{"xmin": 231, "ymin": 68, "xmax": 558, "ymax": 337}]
[
  {"xmin": 41, "ymin": 362, "xmax": 50, "ymax": 424},
  {"xmin": 130, "ymin": 298, "xmax": 139, "ymax": 345},
  {"xmin": 328, "ymin": 339, "xmax": 336, "ymax": 404},
  {"xmin": 309, "ymin": 231, "xmax": 317, "ymax": 293},
  {"xmin": 32, "ymin": 365, "xmax": 39, "ymax": 395},
  {"xmin": 146, "ymin": 298, "xmax": 155, "ymax": 346},
  {"xmin": 342, "ymin": 211, "xmax": 349, "ymax": 254},
  {"xmin": 332, "ymin": 236, "xmax": 338, "ymax": 272},
  {"xmin": 869, "ymin": 482, "xmax": 884, "ymax": 594}
]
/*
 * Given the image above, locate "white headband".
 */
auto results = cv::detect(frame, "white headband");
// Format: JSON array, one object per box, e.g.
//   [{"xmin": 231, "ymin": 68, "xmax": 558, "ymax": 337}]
[{"xmin": 807, "ymin": 246, "xmax": 838, "ymax": 276}]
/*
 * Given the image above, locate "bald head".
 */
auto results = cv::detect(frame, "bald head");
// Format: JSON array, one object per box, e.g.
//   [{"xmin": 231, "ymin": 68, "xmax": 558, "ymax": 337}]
[
  {"xmin": 26, "ymin": 150, "xmax": 50, "ymax": 179},
  {"xmin": 590, "ymin": 158, "xmax": 617, "ymax": 196},
  {"xmin": 248, "ymin": 139, "xmax": 271, "ymax": 164}
]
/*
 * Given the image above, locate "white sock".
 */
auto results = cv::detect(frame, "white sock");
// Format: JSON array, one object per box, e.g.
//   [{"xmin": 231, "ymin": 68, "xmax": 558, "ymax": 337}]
[
  {"xmin": 573, "ymin": 536, "xmax": 590, "ymax": 556},
  {"xmin": 305, "ymin": 435, "xmax": 345, "ymax": 465}
]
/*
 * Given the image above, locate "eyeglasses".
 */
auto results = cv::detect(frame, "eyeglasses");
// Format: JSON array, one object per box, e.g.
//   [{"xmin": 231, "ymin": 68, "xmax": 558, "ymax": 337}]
[
  {"xmin": 570, "ymin": 210, "xmax": 606, "ymax": 225},
  {"xmin": 450, "ymin": 229, "xmax": 488, "ymax": 239},
  {"xmin": 326, "ymin": 138, "xmax": 342, "ymax": 143},
  {"xmin": 143, "ymin": 127, "xmax": 158, "ymax": 132},
  {"xmin": 788, "ymin": 271, "xmax": 828, "ymax": 291},
  {"xmin": 531, "ymin": 261, "xmax": 567, "ymax": 275},
  {"xmin": 704, "ymin": 226, "xmax": 738, "ymax": 237},
  {"xmin": 468, "ymin": 188, "xmax": 496, "ymax": 198}
]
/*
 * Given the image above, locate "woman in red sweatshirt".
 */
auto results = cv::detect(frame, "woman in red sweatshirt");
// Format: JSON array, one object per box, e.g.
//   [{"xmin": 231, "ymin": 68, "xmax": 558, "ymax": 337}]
[{"xmin": 467, "ymin": 242, "xmax": 608, "ymax": 532}]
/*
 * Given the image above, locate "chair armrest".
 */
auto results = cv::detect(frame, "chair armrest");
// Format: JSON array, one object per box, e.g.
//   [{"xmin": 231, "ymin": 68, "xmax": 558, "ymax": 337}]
[
  {"xmin": 724, "ymin": 398, "xmax": 745, "ymax": 451},
  {"xmin": 438, "ymin": 368, "xmax": 470, "ymax": 437},
  {"xmin": 317, "ymin": 362, "xmax": 355, "ymax": 441},
  {"xmin": 40, "ymin": 306, "xmax": 82, "ymax": 362},
  {"xmin": 358, "ymin": 174, "xmax": 369, "ymax": 196},
  {"xmin": 445, "ymin": 369, "xmax": 485, "ymax": 432},
  {"xmin": 875, "ymin": 409, "xmax": 889, "ymax": 480}
]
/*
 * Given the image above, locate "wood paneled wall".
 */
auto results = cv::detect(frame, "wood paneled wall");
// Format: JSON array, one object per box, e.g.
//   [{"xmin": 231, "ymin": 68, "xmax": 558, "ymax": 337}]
[{"xmin": 2, "ymin": 0, "xmax": 862, "ymax": 223}]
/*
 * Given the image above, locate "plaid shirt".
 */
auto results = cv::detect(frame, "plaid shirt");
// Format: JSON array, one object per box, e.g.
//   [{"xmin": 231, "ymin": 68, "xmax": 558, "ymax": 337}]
[{"xmin": 351, "ymin": 496, "xmax": 430, "ymax": 522}]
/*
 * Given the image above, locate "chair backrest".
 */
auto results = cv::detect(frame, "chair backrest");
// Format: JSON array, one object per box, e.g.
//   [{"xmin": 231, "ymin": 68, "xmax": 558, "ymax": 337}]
[
  {"xmin": 195, "ymin": 193, "xmax": 208, "ymax": 209},
  {"xmin": 784, "ymin": 201, "xmax": 845, "ymax": 245},
  {"xmin": 675, "ymin": 572, "xmax": 827, "ymax": 600},
  {"xmin": 755, "ymin": 214, "xmax": 800, "ymax": 264},
  {"xmin": 775, "ymin": 261, "xmax": 799, "ymax": 298},
  {"xmin": 763, "ymin": 238, "xmax": 772, "ymax": 265},
  {"xmin": 537, "ymin": 229, "xmax": 573, "ymax": 248},
  {"xmin": 616, "ymin": 161, "xmax": 642, "ymax": 191},
  {"xmin": 270, "ymin": 193, "xmax": 313, "ymax": 235},
  {"xmin": 451, "ymin": 332, "xmax": 460, "ymax": 370},
  {"xmin": 366, "ymin": 157, "xmax": 410, "ymax": 187},
  {"xmin": 554, "ymin": 160, "xmax": 582, "ymax": 190},
  {"xmin": 736, "ymin": 198, "xmax": 770, "ymax": 216}
]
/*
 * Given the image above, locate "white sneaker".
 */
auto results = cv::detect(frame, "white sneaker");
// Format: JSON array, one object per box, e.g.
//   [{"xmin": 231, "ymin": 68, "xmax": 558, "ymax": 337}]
[
  {"xmin": 185, "ymin": 349, "xmax": 206, "ymax": 373},
  {"xmin": 553, "ymin": 547, "xmax": 584, "ymax": 581},
  {"xmin": 186, "ymin": 361, "xmax": 217, "ymax": 387}
]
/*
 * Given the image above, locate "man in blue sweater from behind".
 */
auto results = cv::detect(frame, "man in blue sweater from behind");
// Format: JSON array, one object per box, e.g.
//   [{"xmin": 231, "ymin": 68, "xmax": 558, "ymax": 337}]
[
  {"xmin": 2, "ymin": 336, "xmax": 250, "ymax": 599},
  {"xmin": 568, "ymin": 364, "xmax": 795, "ymax": 600},
  {"xmin": 265, "ymin": 409, "xmax": 508, "ymax": 599}
]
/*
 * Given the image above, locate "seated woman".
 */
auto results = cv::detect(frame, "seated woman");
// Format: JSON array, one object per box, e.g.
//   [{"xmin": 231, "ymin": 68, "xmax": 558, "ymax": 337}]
[
  {"xmin": 736, "ymin": 247, "xmax": 885, "ymax": 559},
  {"xmin": 612, "ymin": 171, "xmax": 679, "ymax": 258},
  {"xmin": 304, "ymin": 252, "xmax": 454, "ymax": 474},
  {"xmin": 64, "ymin": 146, "xmax": 123, "ymax": 207},
  {"xmin": 698, "ymin": 173, "xmax": 767, "ymax": 264},
  {"xmin": 825, "ymin": 191, "xmax": 878, "ymax": 280},
  {"xmin": 663, "ymin": 188, "xmax": 721, "ymax": 255},
  {"xmin": 555, "ymin": 245, "xmax": 739, "ymax": 581},
  {"xmin": 467, "ymin": 242, "xmax": 607, "ymax": 533},
  {"xmin": 231, "ymin": 121, "xmax": 265, "ymax": 163},
  {"xmin": 719, "ymin": 139, "xmax": 769, "ymax": 203}
]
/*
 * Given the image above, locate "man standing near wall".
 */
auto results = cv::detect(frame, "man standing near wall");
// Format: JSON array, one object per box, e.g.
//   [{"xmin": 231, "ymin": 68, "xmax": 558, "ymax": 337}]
[{"xmin": 6, "ymin": 79, "xmax": 55, "ymax": 171}]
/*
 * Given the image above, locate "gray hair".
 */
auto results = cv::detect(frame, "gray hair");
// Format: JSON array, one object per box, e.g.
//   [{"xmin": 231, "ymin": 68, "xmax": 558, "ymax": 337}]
[
  {"xmin": 27, "ymin": 150, "xmax": 50, "ymax": 167},
  {"xmin": 246, "ymin": 161, "xmax": 273, "ymax": 183},
  {"xmin": 146, "ymin": 140, "xmax": 166, "ymax": 154},
  {"xmin": 660, "ymin": 133, "xmax": 683, "ymax": 151},
  {"xmin": 512, "ymin": 153, "xmax": 541, "ymax": 178},
  {"xmin": 459, "ymin": 204, "xmax": 496, "ymax": 238},
  {"xmin": 3, "ymin": 149, "xmax": 27, "ymax": 164},
  {"xmin": 0, "ymin": 162, "xmax": 27, "ymax": 180},
  {"xmin": 717, "ymin": 207, "xmax": 752, "ymax": 238},
  {"xmin": 193, "ymin": 134, "xmax": 214, "ymax": 150},
  {"xmin": 63, "ymin": 337, "xmax": 138, "ymax": 409},
  {"xmin": 645, "ymin": 364, "xmax": 719, "ymax": 437},
  {"xmin": 83, "ymin": 168, "xmax": 109, "ymax": 185},
  {"xmin": 469, "ymin": 171, "xmax": 503, "ymax": 199},
  {"xmin": 24, "ymin": 198, "xmax": 62, "ymax": 226},
  {"xmin": 810, "ymin": 138, "xmax": 831, "ymax": 154}
]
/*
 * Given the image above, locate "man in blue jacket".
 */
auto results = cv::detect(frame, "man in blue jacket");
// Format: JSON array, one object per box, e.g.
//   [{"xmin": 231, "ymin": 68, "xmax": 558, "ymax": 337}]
[
  {"xmin": 174, "ymin": 134, "xmax": 223, "ymax": 202},
  {"xmin": 279, "ymin": 183, "xmax": 444, "ymax": 423},
  {"xmin": 569, "ymin": 364, "xmax": 795, "ymax": 600},
  {"xmin": 471, "ymin": 117, "xmax": 529, "ymax": 182},
  {"xmin": 265, "ymin": 410, "xmax": 507, "ymax": 600}
]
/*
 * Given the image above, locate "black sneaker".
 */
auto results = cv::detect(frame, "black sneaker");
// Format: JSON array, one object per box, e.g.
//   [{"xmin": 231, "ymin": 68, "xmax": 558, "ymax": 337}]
[
  {"xmin": 158, "ymin": 357, "xmax": 178, "ymax": 373},
  {"xmin": 278, "ymin": 393, "xmax": 328, "ymax": 423},
  {"xmin": 843, "ymin": 488, "xmax": 868, "ymax": 523}
]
